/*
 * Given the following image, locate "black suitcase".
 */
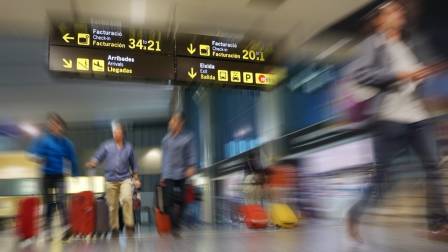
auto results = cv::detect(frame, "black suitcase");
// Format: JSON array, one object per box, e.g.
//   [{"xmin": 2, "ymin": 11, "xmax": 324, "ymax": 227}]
[{"xmin": 95, "ymin": 196, "xmax": 110, "ymax": 238}]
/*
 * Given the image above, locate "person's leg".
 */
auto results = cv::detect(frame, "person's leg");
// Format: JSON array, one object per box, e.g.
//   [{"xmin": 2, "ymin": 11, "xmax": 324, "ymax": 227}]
[
  {"xmin": 136, "ymin": 209, "xmax": 141, "ymax": 230},
  {"xmin": 165, "ymin": 179, "xmax": 185, "ymax": 236},
  {"xmin": 119, "ymin": 179, "xmax": 135, "ymax": 232},
  {"xmin": 183, "ymin": 203, "xmax": 192, "ymax": 228},
  {"xmin": 173, "ymin": 179, "xmax": 186, "ymax": 233},
  {"xmin": 195, "ymin": 202, "xmax": 202, "ymax": 226},
  {"xmin": 118, "ymin": 206, "xmax": 125, "ymax": 232},
  {"xmin": 410, "ymin": 122, "xmax": 448, "ymax": 232},
  {"xmin": 164, "ymin": 180, "xmax": 176, "ymax": 227},
  {"xmin": 42, "ymin": 176, "xmax": 55, "ymax": 236},
  {"xmin": 105, "ymin": 181, "xmax": 120, "ymax": 235},
  {"xmin": 55, "ymin": 176, "xmax": 68, "ymax": 227},
  {"xmin": 53, "ymin": 175, "xmax": 72, "ymax": 240},
  {"xmin": 347, "ymin": 121, "xmax": 408, "ymax": 240},
  {"xmin": 133, "ymin": 209, "xmax": 141, "ymax": 229}
]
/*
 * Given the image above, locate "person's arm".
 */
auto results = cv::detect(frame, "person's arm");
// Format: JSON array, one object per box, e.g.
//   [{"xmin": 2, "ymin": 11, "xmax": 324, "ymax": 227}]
[
  {"xmin": 86, "ymin": 142, "xmax": 107, "ymax": 168},
  {"xmin": 65, "ymin": 139, "xmax": 79, "ymax": 177},
  {"xmin": 184, "ymin": 135, "xmax": 197, "ymax": 178},
  {"xmin": 28, "ymin": 137, "xmax": 45, "ymax": 164},
  {"xmin": 351, "ymin": 37, "xmax": 420, "ymax": 88}
]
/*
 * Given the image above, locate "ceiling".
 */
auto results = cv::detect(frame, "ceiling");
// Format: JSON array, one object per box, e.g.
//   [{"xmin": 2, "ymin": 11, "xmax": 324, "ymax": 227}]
[{"xmin": 0, "ymin": 0, "xmax": 373, "ymax": 124}]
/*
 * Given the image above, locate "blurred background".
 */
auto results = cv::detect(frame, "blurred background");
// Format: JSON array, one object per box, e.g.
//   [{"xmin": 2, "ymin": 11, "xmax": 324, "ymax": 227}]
[{"xmin": 0, "ymin": 0, "xmax": 447, "ymax": 250}]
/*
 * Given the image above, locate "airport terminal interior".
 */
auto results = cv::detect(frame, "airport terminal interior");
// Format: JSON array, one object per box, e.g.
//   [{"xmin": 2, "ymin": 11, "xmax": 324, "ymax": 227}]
[{"xmin": 0, "ymin": 0, "xmax": 448, "ymax": 251}]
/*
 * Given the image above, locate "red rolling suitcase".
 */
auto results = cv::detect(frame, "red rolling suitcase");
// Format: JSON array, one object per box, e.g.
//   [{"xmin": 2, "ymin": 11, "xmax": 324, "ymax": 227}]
[
  {"xmin": 154, "ymin": 185, "xmax": 171, "ymax": 234},
  {"xmin": 70, "ymin": 191, "xmax": 96, "ymax": 237},
  {"xmin": 240, "ymin": 204, "xmax": 268, "ymax": 229},
  {"xmin": 155, "ymin": 208, "xmax": 171, "ymax": 234},
  {"xmin": 16, "ymin": 197, "xmax": 40, "ymax": 240}
]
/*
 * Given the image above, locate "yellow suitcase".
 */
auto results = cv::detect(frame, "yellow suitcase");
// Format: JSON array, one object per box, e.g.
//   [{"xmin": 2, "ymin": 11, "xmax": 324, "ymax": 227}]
[{"xmin": 270, "ymin": 203, "xmax": 299, "ymax": 228}]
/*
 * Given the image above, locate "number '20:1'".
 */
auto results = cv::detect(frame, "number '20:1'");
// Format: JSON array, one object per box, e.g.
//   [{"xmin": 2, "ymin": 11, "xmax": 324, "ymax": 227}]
[{"xmin": 242, "ymin": 50, "xmax": 265, "ymax": 61}]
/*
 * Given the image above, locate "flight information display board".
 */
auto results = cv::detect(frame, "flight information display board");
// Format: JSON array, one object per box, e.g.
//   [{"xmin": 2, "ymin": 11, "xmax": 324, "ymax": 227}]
[
  {"xmin": 49, "ymin": 21, "xmax": 173, "ymax": 55},
  {"xmin": 49, "ymin": 46, "xmax": 174, "ymax": 80},
  {"xmin": 48, "ymin": 20, "xmax": 286, "ymax": 89},
  {"xmin": 176, "ymin": 57, "xmax": 286, "ymax": 88},
  {"xmin": 176, "ymin": 34, "xmax": 274, "ymax": 63}
]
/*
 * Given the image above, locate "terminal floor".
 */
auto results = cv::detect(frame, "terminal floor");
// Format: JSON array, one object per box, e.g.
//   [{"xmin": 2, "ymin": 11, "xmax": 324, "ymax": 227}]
[{"xmin": 2, "ymin": 222, "xmax": 447, "ymax": 252}]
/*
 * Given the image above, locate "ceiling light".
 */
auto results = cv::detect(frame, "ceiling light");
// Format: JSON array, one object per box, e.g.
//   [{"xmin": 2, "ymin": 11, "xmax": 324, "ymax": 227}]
[{"xmin": 145, "ymin": 148, "xmax": 161, "ymax": 159}]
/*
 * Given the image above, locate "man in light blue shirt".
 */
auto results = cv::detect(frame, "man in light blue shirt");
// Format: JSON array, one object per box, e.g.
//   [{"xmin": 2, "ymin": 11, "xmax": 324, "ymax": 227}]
[
  {"xmin": 160, "ymin": 112, "xmax": 197, "ymax": 238},
  {"xmin": 86, "ymin": 121, "xmax": 141, "ymax": 238}
]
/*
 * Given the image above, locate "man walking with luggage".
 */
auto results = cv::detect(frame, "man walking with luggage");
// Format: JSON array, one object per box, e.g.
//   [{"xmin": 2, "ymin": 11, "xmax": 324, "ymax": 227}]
[
  {"xmin": 86, "ymin": 121, "xmax": 141, "ymax": 238},
  {"xmin": 346, "ymin": 1, "xmax": 448, "ymax": 242},
  {"xmin": 160, "ymin": 112, "xmax": 197, "ymax": 238},
  {"xmin": 29, "ymin": 113, "xmax": 79, "ymax": 241}
]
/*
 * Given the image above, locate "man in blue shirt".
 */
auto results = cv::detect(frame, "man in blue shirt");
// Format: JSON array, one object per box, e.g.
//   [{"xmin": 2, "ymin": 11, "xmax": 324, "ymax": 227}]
[
  {"xmin": 160, "ymin": 112, "xmax": 197, "ymax": 238},
  {"xmin": 86, "ymin": 121, "xmax": 141, "ymax": 238},
  {"xmin": 29, "ymin": 113, "xmax": 79, "ymax": 241}
]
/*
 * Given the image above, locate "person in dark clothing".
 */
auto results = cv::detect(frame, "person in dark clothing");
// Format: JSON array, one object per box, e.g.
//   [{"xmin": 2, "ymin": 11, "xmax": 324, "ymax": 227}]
[
  {"xmin": 160, "ymin": 112, "xmax": 197, "ymax": 238},
  {"xmin": 28, "ymin": 113, "xmax": 79, "ymax": 241},
  {"xmin": 346, "ymin": 1, "xmax": 448, "ymax": 242}
]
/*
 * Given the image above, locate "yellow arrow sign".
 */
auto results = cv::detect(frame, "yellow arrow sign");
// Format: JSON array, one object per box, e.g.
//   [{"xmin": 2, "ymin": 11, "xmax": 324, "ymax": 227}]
[
  {"xmin": 62, "ymin": 58, "xmax": 72, "ymax": 69},
  {"xmin": 62, "ymin": 33, "xmax": 74, "ymax": 43},
  {"xmin": 188, "ymin": 67, "xmax": 197, "ymax": 79},
  {"xmin": 187, "ymin": 43, "xmax": 196, "ymax": 55}
]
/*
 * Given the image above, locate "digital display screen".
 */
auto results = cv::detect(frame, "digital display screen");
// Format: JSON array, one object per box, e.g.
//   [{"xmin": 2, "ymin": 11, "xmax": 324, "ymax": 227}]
[
  {"xmin": 176, "ymin": 57, "xmax": 286, "ymax": 88},
  {"xmin": 176, "ymin": 34, "xmax": 274, "ymax": 63},
  {"xmin": 49, "ymin": 46, "xmax": 174, "ymax": 80}
]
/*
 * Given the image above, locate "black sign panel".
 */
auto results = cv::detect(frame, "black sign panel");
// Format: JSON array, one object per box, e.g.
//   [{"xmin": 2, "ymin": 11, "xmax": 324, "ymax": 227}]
[
  {"xmin": 176, "ymin": 57, "xmax": 286, "ymax": 88},
  {"xmin": 176, "ymin": 34, "xmax": 274, "ymax": 63},
  {"xmin": 48, "ymin": 21, "xmax": 285, "ymax": 89},
  {"xmin": 49, "ymin": 46, "xmax": 174, "ymax": 80},
  {"xmin": 49, "ymin": 21, "xmax": 173, "ymax": 55}
]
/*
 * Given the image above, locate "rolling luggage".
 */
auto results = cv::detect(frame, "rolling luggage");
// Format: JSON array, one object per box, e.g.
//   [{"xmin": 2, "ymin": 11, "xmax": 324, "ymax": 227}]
[
  {"xmin": 16, "ymin": 197, "xmax": 40, "ymax": 240},
  {"xmin": 70, "ymin": 191, "xmax": 96, "ymax": 237},
  {"xmin": 95, "ymin": 196, "xmax": 109, "ymax": 238},
  {"xmin": 239, "ymin": 204, "xmax": 268, "ymax": 229},
  {"xmin": 154, "ymin": 185, "xmax": 171, "ymax": 234},
  {"xmin": 155, "ymin": 208, "xmax": 171, "ymax": 234},
  {"xmin": 270, "ymin": 203, "xmax": 299, "ymax": 228},
  {"xmin": 155, "ymin": 184, "xmax": 166, "ymax": 212}
]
